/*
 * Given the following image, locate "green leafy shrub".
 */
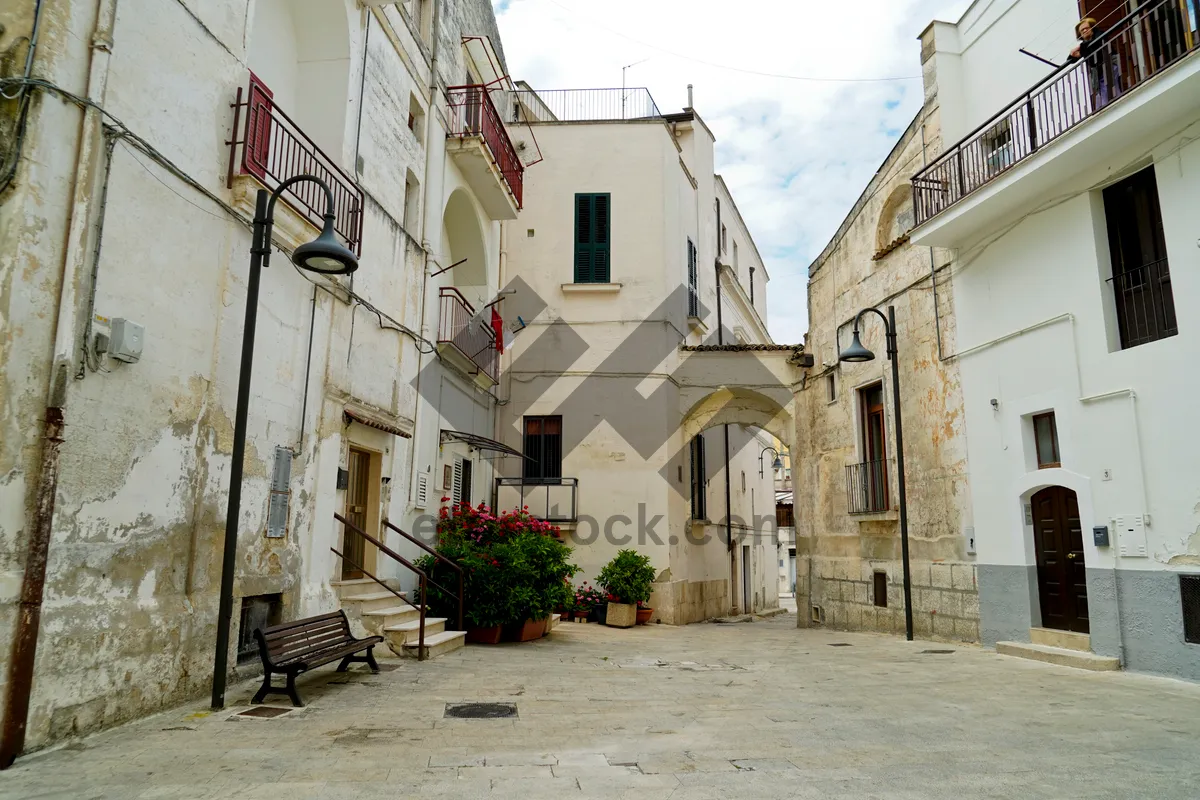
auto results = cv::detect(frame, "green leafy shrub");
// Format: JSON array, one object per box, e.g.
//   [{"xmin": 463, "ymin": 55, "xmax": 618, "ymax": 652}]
[
  {"xmin": 417, "ymin": 501, "xmax": 578, "ymax": 629},
  {"xmin": 596, "ymin": 549, "xmax": 657, "ymax": 605}
]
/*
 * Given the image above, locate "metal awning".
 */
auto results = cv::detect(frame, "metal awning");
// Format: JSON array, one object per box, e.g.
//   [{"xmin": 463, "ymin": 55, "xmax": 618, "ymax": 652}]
[
  {"xmin": 440, "ymin": 429, "xmax": 529, "ymax": 459},
  {"xmin": 344, "ymin": 407, "xmax": 413, "ymax": 439}
]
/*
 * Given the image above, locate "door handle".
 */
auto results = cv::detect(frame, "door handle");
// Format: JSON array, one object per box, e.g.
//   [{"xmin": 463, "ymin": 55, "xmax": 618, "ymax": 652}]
[{"xmin": 1066, "ymin": 553, "xmax": 1078, "ymax": 559}]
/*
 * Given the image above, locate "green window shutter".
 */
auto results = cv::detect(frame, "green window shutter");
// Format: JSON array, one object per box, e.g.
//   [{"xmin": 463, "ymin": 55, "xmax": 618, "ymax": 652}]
[{"xmin": 574, "ymin": 193, "xmax": 610, "ymax": 283}]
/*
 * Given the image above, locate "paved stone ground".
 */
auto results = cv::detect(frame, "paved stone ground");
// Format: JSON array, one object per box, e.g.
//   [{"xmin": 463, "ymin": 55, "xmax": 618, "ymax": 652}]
[{"xmin": 4, "ymin": 614, "xmax": 1200, "ymax": 799}]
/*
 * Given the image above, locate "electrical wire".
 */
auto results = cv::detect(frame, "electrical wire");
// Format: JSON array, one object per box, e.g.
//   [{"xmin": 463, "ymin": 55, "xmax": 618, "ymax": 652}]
[
  {"xmin": 543, "ymin": 0, "xmax": 922, "ymax": 83},
  {"xmin": 0, "ymin": 75, "xmax": 439, "ymax": 354}
]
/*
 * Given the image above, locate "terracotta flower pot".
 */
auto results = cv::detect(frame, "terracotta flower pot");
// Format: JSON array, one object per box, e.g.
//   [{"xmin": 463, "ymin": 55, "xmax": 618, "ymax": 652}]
[
  {"xmin": 539, "ymin": 616, "xmax": 552, "ymax": 637},
  {"xmin": 636, "ymin": 607, "xmax": 653, "ymax": 625},
  {"xmin": 504, "ymin": 618, "xmax": 545, "ymax": 642},
  {"xmin": 606, "ymin": 602, "xmax": 637, "ymax": 628},
  {"xmin": 466, "ymin": 625, "xmax": 503, "ymax": 644}
]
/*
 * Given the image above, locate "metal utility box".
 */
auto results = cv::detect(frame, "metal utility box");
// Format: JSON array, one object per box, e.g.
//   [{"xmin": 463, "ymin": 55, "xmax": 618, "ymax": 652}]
[
  {"xmin": 1115, "ymin": 515, "xmax": 1148, "ymax": 557},
  {"xmin": 1093, "ymin": 525, "xmax": 1110, "ymax": 547},
  {"xmin": 110, "ymin": 318, "xmax": 145, "ymax": 363}
]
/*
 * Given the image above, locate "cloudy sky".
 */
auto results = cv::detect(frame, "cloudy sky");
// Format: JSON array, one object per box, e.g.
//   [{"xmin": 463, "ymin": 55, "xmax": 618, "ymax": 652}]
[{"xmin": 492, "ymin": 0, "xmax": 973, "ymax": 344}]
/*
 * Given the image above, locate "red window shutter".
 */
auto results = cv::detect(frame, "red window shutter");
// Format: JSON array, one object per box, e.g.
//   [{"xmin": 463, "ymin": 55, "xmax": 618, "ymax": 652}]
[{"xmin": 245, "ymin": 72, "xmax": 274, "ymax": 181}]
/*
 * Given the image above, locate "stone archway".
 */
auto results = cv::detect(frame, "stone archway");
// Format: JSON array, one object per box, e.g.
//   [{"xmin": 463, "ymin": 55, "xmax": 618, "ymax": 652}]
[{"xmin": 441, "ymin": 189, "xmax": 488, "ymax": 306}]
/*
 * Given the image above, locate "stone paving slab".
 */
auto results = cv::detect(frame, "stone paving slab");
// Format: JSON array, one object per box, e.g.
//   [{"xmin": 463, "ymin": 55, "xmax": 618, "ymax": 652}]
[{"xmin": 2, "ymin": 615, "xmax": 1200, "ymax": 798}]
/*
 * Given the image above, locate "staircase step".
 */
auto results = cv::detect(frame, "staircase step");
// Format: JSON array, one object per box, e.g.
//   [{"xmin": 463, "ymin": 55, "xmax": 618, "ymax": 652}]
[
  {"xmin": 341, "ymin": 590, "xmax": 408, "ymax": 613},
  {"xmin": 333, "ymin": 578, "xmax": 399, "ymax": 598},
  {"xmin": 996, "ymin": 641, "xmax": 1120, "ymax": 672},
  {"xmin": 359, "ymin": 605, "xmax": 421, "ymax": 634},
  {"xmin": 1030, "ymin": 627, "xmax": 1091, "ymax": 652},
  {"xmin": 401, "ymin": 629, "xmax": 467, "ymax": 659},
  {"xmin": 385, "ymin": 618, "xmax": 448, "ymax": 646}
]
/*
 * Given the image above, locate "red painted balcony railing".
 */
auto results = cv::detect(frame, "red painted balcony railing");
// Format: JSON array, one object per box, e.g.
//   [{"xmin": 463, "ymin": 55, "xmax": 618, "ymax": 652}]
[
  {"xmin": 913, "ymin": 0, "xmax": 1200, "ymax": 227},
  {"xmin": 228, "ymin": 78, "xmax": 364, "ymax": 254},
  {"xmin": 446, "ymin": 85, "xmax": 524, "ymax": 209},
  {"xmin": 437, "ymin": 287, "xmax": 498, "ymax": 382}
]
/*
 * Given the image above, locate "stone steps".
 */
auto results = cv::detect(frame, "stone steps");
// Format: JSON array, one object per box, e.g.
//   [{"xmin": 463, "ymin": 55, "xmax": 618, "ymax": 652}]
[
  {"xmin": 384, "ymin": 617, "xmax": 448, "ymax": 647},
  {"xmin": 360, "ymin": 605, "xmax": 422, "ymax": 635},
  {"xmin": 401, "ymin": 629, "xmax": 467, "ymax": 659},
  {"xmin": 341, "ymin": 590, "xmax": 408, "ymax": 613},
  {"xmin": 996, "ymin": 641, "xmax": 1120, "ymax": 672},
  {"xmin": 1030, "ymin": 627, "xmax": 1091, "ymax": 652}
]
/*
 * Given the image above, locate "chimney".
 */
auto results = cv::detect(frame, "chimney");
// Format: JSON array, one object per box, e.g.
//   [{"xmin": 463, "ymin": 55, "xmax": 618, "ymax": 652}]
[{"xmin": 687, "ymin": 84, "xmax": 693, "ymax": 109}]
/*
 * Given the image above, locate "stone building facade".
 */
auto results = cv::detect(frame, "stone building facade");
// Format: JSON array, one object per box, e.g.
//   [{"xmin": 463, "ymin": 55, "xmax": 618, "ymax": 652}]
[
  {"xmin": 0, "ymin": 0, "xmax": 518, "ymax": 756},
  {"xmin": 793, "ymin": 27, "xmax": 979, "ymax": 642}
]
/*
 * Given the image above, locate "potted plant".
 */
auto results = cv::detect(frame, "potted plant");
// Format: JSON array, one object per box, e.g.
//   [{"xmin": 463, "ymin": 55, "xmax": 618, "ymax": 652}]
[
  {"xmin": 597, "ymin": 549, "xmax": 656, "ymax": 629},
  {"xmin": 636, "ymin": 601, "xmax": 654, "ymax": 625},
  {"xmin": 573, "ymin": 583, "xmax": 604, "ymax": 623}
]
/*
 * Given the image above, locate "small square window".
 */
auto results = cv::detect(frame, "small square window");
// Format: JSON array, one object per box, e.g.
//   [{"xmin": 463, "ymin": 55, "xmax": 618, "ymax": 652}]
[{"xmin": 1033, "ymin": 412, "xmax": 1060, "ymax": 469}]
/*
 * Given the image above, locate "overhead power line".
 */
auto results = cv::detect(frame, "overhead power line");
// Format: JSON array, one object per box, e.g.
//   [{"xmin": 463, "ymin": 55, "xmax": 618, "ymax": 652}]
[{"xmin": 543, "ymin": 0, "xmax": 923, "ymax": 83}]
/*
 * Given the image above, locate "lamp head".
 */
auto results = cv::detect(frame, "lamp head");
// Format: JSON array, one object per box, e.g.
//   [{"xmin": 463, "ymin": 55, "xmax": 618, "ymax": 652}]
[
  {"xmin": 293, "ymin": 214, "xmax": 358, "ymax": 275},
  {"xmin": 839, "ymin": 330, "xmax": 875, "ymax": 363},
  {"xmin": 772, "ymin": 456, "xmax": 784, "ymax": 471}
]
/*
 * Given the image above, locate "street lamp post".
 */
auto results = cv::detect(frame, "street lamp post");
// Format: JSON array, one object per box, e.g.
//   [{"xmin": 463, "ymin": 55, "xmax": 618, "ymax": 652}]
[
  {"xmin": 839, "ymin": 305, "xmax": 913, "ymax": 642},
  {"xmin": 758, "ymin": 446, "xmax": 783, "ymax": 479},
  {"xmin": 211, "ymin": 176, "xmax": 358, "ymax": 709}
]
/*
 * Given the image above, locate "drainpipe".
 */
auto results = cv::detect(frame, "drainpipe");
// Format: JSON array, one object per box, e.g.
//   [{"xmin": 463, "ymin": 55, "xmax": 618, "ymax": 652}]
[
  {"xmin": 405, "ymin": 0, "xmax": 443, "ymax": 528},
  {"xmin": 1, "ymin": 0, "xmax": 119, "ymax": 768},
  {"xmin": 919, "ymin": 116, "xmax": 944, "ymax": 361},
  {"xmin": 715, "ymin": 200, "xmax": 735, "ymax": 610}
]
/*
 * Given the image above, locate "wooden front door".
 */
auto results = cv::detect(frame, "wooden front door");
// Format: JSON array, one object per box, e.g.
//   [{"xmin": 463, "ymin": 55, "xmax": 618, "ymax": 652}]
[
  {"xmin": 1032, "ymin": 486, "xmax": 1089, "ymax": 633},
  {"xmin": 342, "ymin": 448, "xmax": 371, "ymax": 580}
]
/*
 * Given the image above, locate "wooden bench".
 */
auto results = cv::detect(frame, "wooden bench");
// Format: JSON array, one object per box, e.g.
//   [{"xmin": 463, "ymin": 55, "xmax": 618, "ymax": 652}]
[{"xmin": 252, "ymin": 610, "xmax": 383, "ymax": 707}]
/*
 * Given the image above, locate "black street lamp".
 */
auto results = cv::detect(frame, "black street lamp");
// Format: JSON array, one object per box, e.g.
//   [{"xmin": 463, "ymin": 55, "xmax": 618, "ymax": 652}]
[
  {"xmin": 758, "ymin": 446, "xmax": 783, "ymax": 479},
  {"xmin": 839, "ymin": 305, "xmax": 914, "ymax": 642},
  {"xmin": 211, "ymin": 177, "xmax": 358, "ymax": 709}
]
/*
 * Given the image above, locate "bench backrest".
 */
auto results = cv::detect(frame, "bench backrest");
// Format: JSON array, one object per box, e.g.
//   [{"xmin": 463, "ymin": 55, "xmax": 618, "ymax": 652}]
[{"xmin": 255, "ymin": 610, "xmax": 354, "ymax": 667}]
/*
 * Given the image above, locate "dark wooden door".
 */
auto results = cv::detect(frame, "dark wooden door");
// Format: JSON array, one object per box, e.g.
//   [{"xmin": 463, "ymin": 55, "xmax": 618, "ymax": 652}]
[
  {"xmin": 1032, "ymin": 486, "xmax": 1089, "ymax": 633},
  {"xmin": 342, "ymin": 448, "xmax": 370, "ymax": 579}
]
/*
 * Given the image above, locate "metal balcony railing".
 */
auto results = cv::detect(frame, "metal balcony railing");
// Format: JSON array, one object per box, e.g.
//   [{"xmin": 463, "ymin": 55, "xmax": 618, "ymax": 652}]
[
  {"xmin": 446, "ymin": 85, "xmax": 524, "ymax": 208},
  {"xmin": 913, "ymin": 0, "xmax": 1200, "ymax": 226},
  {"xmin": 494, "ymin": 477, "xmax": 579, "ymax": 523},
  {"xmin": 437, "ymin": 287, "xmax": 498, "ymax": 382},
  {"xmin": 228, "ymin": 80, "xmax": 363, "ymax": 254},
  {"xmin": 846, "ymin": 459, "xmax": 890, "ymax": 515},
  {"xmin": 508, "ymin": 87, "xmax": 663, "ymax": 123},
  {"xmin": 1110, "ymin": 257, "xmax": 1178, "ymax": 348}
]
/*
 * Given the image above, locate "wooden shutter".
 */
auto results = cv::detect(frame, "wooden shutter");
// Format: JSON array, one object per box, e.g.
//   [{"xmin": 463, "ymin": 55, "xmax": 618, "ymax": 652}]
[
  {"xmin": 687, "ymin": 238, "xmax": 698, "ymax": 316},
  {"xmin": 452, "ymin": 459, "xmax": 463, "ymax": 504},
  {"xmin": 245, "ymin": 72, "xmax": 274, "ymax": 181},
  {"xmin": 574, "ymin": 194, "xmax": 610, "ymax": 283}
]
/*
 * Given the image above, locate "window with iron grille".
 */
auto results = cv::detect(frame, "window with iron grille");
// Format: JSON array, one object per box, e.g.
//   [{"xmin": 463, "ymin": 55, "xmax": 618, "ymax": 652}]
[
  {"xmin": 1181, "ymin": 575, "xmax": 1200, "ymax": 645},
  {"xmin": 1102, "ymin": 167, "xmax": 1177, "ymax": 349},
  {"xmin": 574, "ymin": 193, "xmax": 610, "ymax": 283},
  {"xmin": 687, "ymin": 238, "xmax": 699, "ymax": 317},
  {"xmin": 523, "ymin": 416, "xmax": 562, "ymax": 482}
]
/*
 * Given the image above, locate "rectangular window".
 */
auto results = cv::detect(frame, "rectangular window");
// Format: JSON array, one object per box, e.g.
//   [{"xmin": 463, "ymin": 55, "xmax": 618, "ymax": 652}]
[
  {"xmin": 873, "ymin": 572, "xmax": 888, "ymax": 608},
  {"xmin": 776, "ymin": 503, "xmax": 794, "ymax": 528},
  {"xmin": 1102, "ymin": 166, "xmax": 1176, "ymax": 349},
  {"xmin": 574, "ymin": 193, "xmax": 611, "ymax": 283},
  {"xmin": 721, "ymin": 224, "xmax": 728, "ymax": 253},
  {"xmin": 523, "ymin": 416, "xmax": 562, "ymax": 482},
  {"xmin": 749, "ymin": 267, "xmax": 756, "ymax": 307},
  {"xmin": 689, "ymin": 434, "xmax": 707, "ymax": 520},
  {"xmin": 687, "ymin": 238, "xmax": 699, "ymax": 317},
  {"xmin": 826, "ymin": 374, "xmax": 837, "ymax": 403},
  {"xmin": 456, "ymin": 458, "xmax": 473, "ymax": 506},
  {"xmin": 732, "ymin": 240, "xmax": 739, "ymax": 271},
  {"xmin": 1033, "ymin": 412, "xmax": 1060, "ymax": 469}
]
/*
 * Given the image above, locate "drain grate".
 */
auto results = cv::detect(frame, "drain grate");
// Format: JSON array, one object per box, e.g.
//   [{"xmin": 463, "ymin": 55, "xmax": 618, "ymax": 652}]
[
  {"xmin": 828, "ymin": 643, "xmax": 853, "ymax": 647},
  {"xmin": 232, "ymin": 706, "xmax": 293, "ymax": 719},
  {"xmin": 444, "ymin": 702, "xmax": 518, "ymax": 719},
  {"xmin": 920, "ymin": 649, "xmax": 956, "ymax": 655}
]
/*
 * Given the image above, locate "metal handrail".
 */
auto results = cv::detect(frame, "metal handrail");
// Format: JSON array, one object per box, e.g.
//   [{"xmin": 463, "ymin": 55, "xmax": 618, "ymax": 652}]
[
  {"xmin": 912, "ymin": 0, "xmax": 1199, "ymax": 226},
  {"xmin": 333, "ymin": 512, "xmax": 428, "ymax": 660},
  {"xmin": 382, "ymin": 519, "xmax": 464, "ymax": 631}
]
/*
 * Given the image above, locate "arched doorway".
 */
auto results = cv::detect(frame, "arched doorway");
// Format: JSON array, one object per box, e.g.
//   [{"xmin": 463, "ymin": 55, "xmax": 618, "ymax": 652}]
[
  {"xmin": 1031, "ymin": 486, "xmax": 1089, "ymax": 633},
  {"xmin": 441, "ymin": 189, "xmax": 488, "ymax": 306}
]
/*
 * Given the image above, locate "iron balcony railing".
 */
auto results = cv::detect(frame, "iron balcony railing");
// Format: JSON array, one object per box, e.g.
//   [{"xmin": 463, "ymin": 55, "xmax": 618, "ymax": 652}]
[
  {"xmin": 493, "ymin": 477, "xmax": 579, "ymax": 523},
  {"xmin": 437, "ymin": 287, "xmax": 498, "ymax": 381},
  {"xmin": 846, "ymin": 459, "xmax": 890, "ymax": 515},
  {"xmin": 228, "ymin": 80, "xmax": 364, "ymax": 254},
  {"xmin": 446, "ymin": 85, "xmax": 524, "ymax": 208},
  {"xmin": 508, "ymin": 87, "xmax": 662, "ymax": 123},
  {"xmin": 1110, "ymin": 257, "xmax": 1178, "ymax": 348},
  {"xmin": 913, "ymin": 0, "xmax": 1200, "ymax": 226}
]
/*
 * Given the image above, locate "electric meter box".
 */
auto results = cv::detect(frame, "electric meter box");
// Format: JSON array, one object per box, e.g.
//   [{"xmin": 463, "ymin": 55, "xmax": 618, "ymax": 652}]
[{"xmin": 110, "ymin": 318, "xmax": 144, "ymax": 363}]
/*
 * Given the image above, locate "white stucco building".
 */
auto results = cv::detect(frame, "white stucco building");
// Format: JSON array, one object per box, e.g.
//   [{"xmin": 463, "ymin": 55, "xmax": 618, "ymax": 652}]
[
  {"xmin": 912, "ymin": 0, "xmax": 1200, "ymax": 680},
  {"xmin": 492, "ymin": 88, "xmax": 800, "ymax": 623},
  {"xmin": 0, "ymin": 0, "xmax": 525, "ymax": 755}
]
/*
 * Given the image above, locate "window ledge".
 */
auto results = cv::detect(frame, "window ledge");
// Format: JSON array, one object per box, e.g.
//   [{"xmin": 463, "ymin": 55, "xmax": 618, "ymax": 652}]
[
  {"xmin": 561, "ymin": 282, "xmax": 622, "ymax": 294},
  {"xmin": 853, "ymin": 510, "xmax": 899, "ymax": 523},
  {"xmin": 687, "ymin": 315, "xmax": 708, "ymax": 334}
]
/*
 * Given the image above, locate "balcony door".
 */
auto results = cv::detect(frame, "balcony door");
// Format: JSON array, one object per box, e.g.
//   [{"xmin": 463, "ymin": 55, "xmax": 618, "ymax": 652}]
[
  {"xmin": 860, "ymin": 383, "xmax": 888, "ymax": 512},
  {"xmin": 523, "ymin": 416, "xmax": 562, "ymax": 484}
]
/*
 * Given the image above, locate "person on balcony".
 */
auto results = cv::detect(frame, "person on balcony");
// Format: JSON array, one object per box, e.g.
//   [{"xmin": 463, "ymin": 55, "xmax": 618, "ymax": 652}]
[{"xmin": 1069, "ymin": 17, "xmax": 1114, "ymax": 110}]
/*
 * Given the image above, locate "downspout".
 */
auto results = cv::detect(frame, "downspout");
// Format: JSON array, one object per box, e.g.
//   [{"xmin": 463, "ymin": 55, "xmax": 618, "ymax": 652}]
[
  {"xmin": 919, "ymin": 114, "xmax": 944, "ymax": 361},
  {"xmin": 405, "ymin": 0, "xmax": 442, "ymax": 521},
  {"xmin": 715, "ymin": 200, "xmax": 735, "ymax": 610},
  {"xmin": 1, "ymin": 0, "xmax": 119, "ymax": 768}
]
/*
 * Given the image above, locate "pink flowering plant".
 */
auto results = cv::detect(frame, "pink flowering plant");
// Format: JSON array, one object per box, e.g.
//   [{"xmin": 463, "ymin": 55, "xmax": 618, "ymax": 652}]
[{"xmin": 416, "ymin": 501, "xmax": 578, "ymax": 629}]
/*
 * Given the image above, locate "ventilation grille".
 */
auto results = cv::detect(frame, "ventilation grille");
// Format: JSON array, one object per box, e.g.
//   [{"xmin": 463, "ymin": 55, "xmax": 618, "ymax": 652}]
[
  {"xmin": 1181, "ymin": 575, "xmax": 1200, "ymax": 645},
  {"xmin": 414, "ymin": 473, "xmax": 429, "ymax": 509}
]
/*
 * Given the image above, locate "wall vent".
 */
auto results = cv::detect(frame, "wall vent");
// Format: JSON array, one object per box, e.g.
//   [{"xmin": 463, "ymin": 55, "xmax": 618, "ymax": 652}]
[
  {"xmin": 414, "ymin": 472, "xmax": 429, "ymax": 509},
  {"xmin": 811, "ymin": 605, "xmax": 824, "ymax": 624},
  {"xmin": 1181, "ymin": 575, "xmax": 1200, "ymax": 645}
]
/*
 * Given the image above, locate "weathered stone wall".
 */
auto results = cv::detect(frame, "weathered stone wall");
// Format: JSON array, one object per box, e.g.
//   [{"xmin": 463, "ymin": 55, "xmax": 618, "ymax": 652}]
[
  {"xmin": 794, "ymin": 35, "xmax": 978, "ymax": 643},
  {"xmin": 0, "ymin": 0, "xmax": 505, "ymax": 753}
]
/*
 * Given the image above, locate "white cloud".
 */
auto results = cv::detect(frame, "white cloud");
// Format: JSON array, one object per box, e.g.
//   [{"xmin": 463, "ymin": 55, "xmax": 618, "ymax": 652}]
[{"xmin": 493, "ymin": 0, "xmax": 972, "ymax": 344}]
